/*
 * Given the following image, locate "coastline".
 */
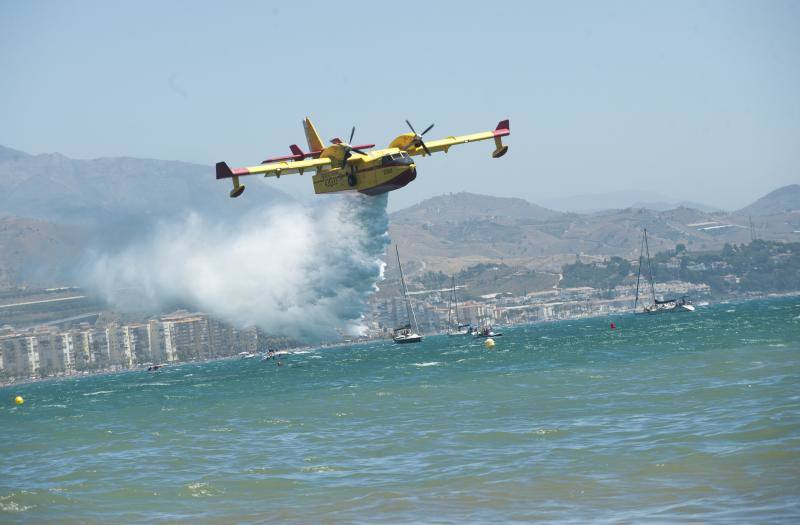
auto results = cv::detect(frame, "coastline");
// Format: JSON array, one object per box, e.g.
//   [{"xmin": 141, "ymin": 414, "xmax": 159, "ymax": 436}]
[{"xmin": 3, "ymin": 291, "xmax": 797, "ymax": 389}]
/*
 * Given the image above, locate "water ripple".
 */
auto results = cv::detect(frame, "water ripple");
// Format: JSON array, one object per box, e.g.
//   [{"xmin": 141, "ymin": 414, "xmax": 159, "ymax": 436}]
[{"xmin": 1, "ymin": 297, "xmax": 799, "ymax": 523}]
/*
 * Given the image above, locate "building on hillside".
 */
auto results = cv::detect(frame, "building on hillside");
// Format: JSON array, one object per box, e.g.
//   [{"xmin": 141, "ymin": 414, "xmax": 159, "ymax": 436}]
[
  {"xmin": 160, "ymin": 312, "xmax": 211, "ymax": 362},
  {"xmin": 459, "ymin": 302, "xmax": 497, "ymax": 326},
  {"xmin": 208, "ymin": 318, "xmax": 257, "ymax": 357},
  {"xmin": 65, "ymin": 329, "xmax": 91, "ymax": 370},
  {"xmin": 147, "ymin": 320, "xmax": 167, "ymax": 363},
  {"xmin": 90, "ymin": 328, "xmax": 110, "ymax": 368},
  {"xmin": 104, "ymin": 324, "xmax": 126, "ymax": 368},
  {"xmin": 0, "ymin": 333, "xmax": 32, "ymax": 378},
  {"xmin": 25, "ymin": 335, "xmax": 40, "ymax": 376},
  {"xmin": 58, "ymin": 331, "xmax": 77, "ymax": 373},
  {"xmin": 34, "ymin": 328, "xmax": 61, "ymax": 375},
  {"xmin": 122, "ymin": 324, "xmax": 151, "ymax": 365}
]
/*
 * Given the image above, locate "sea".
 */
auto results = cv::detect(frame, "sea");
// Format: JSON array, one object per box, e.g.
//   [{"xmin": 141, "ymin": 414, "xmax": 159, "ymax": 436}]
[{"xmin": 2, "ymin": 297, "xmax": 799, "ymax": 524}]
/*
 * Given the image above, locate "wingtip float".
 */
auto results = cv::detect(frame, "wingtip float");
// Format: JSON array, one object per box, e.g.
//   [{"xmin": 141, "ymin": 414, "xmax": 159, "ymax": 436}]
[{"xmin": 215, "ymin": 118, "xmax": 510, "ymax": 198}]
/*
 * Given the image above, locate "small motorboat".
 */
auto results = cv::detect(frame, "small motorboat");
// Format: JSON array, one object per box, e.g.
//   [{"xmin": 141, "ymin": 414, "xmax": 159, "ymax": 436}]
[{"xmin": 473, "ymin": 326, "xmax": 503, "ymax": 338}]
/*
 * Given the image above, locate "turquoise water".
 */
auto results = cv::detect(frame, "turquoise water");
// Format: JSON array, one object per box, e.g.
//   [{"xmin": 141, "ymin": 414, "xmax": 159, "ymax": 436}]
[{"xmin": 2, "ymin": 297, "xmax": 799, "ymax": 523}]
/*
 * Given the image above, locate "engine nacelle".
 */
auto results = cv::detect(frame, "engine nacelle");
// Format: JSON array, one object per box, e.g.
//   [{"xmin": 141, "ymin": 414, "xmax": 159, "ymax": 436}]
[{"xmin": 388, "ymin": 133, "xmax": 416, "ymax": 151}]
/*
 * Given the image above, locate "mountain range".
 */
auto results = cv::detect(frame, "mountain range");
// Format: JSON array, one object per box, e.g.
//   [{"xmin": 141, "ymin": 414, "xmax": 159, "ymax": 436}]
[
  {"xmin": 541, "ymin": 190, "xmax": 722, "ymax": 213},
  {"xmin": 389, "ymin": 187, "xmax": 799, "ymax": 276},
  {"xmin": 0, "ymin": 144, "xmax": 290, "ymax": 233},
  {"xmin": 0, "ymin": 144, "xmax": 797, "ymax": 287}
]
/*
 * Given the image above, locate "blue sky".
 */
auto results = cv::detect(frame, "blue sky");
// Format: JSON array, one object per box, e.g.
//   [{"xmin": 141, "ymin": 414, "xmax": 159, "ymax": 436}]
[{"xmin": 1, "ymin": 0, "xmax": 798, "ymax": 210}]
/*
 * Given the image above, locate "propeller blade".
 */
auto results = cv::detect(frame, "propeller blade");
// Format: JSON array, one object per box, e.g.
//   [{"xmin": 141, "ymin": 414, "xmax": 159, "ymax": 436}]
[
  {"xmin": 349, "ymin": 126, "xmax": 355, "ymax": 144},
  {"xmin": 405, "ymin": 119, "xmax": 417, "ymax": 135},
  {"xmin": 352, "ymin": 148, "xmax": 369, "ymax": 156},
  {"xmin": 421, "ymin": 123, "xmax": 434, "ymax": 136},
  {"xmin": 420, "ymin": 140, "xmax": 432, "ymax": 157}
]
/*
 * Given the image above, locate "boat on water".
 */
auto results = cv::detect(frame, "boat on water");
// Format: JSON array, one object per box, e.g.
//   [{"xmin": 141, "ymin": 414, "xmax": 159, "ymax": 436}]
[
  {"xmin": 634, "ymin": 228, "xmax": 695, "ymax": 314},
  {"xmin": 472, "ymin": 326, "xmax": 503, "ymax": 338},
  {"xmin": 394, "ymin": 324, "xmax": 423, "ymax": 344},
  {"xmin": 446, "ymin": 275, "xmax": 472, "ymax": 336},
  {"xmin": 393, "ymin": 246, "xmax": 423, "ymax": 344},
  {"xmin": 261, "ymin": 349, "xmax": 291, "ymax": 361}
]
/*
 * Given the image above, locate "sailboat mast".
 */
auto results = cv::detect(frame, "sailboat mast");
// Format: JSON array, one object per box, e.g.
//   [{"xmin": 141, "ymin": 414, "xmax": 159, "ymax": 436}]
[
  {"xmin": 447, "ymin": 276, "xmax": 453, "ymax": 330},
  {"xmin": 644, "ymin": 228, "xmax": 657, "ymax": 304},
  {"xmin": 396, "ymin": 245, "xmax": 419, "ymax": 332},
  {"xmin": 452, "ymin": 276, "xmax": 460, "ymax": 325},
  {"xmin": 634, "ymin": 231, "xmax": 645, "ymax": 312}
]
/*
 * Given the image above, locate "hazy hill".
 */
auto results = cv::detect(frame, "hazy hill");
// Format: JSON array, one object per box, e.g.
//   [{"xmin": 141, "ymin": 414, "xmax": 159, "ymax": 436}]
[
  {"xmin": 0, "ymin": 145, "xmax": 293, "ymax": 288},
  {"xmin": 0, "ymin": 216, "xmax": 88, "ymax": 287},
  {"xmin": 735, "ymin": 184, "xmax": 800, "ymax": 216},
  {"xmin": 1, "ymin": 144, "xmax": 797, "ymax": 290},
  {"xmin": 542, "ymin": 190, "xmax": 721, "ymax": 213},
  {"xmin": 389, "ymin": 189, "xmax": 797, "ymax": 276},
  {"xmin": 392, "ymin": 192, "xmax": 563, "ymax": 224},
  {"xmin": 0, "ymin": 145, "xmax": 29, "ymax": 162},
  {"xmin": 0, "ymin": 145, "xmax": 291, "ymax": 232}
]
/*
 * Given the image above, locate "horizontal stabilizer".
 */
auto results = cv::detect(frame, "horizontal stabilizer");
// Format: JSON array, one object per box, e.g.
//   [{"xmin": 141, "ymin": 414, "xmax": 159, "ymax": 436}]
[{"xmin": 262, "ymin": 144, "xmax": 308, "ymax": 164}]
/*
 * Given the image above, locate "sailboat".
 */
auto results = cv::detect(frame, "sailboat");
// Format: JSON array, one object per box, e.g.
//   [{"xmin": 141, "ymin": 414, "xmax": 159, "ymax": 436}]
[
  {"xmin": 634, "ymin": 228, "xmax": 695, "ymax": 314},
  {"xmin": 393, "ymin": 246, "xmax": 423, "ymax": 344},
  {"xmin": 446, "ymin": 276, "xmax": 471, "ymax": 336}
]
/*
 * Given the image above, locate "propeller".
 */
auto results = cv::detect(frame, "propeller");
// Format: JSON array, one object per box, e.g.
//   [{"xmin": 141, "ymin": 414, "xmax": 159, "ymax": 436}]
[
  {"xmin": 331, "ymin": 126, "xmax": 369, "ymax": 167},
  {"xmin": 405, "ymin": 119, "xmax": 434, "ymax": 156}
]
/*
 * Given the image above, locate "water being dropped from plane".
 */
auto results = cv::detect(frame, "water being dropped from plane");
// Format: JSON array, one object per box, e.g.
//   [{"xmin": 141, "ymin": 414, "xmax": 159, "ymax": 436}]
[{"xmin": 88, "ymin": 193, "xmax": 390, "ymax": 341}]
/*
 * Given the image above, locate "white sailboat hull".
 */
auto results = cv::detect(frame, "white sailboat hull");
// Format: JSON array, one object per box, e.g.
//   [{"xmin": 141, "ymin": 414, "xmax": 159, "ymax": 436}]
[
  {"xmin": 393, "ymin": 333, "xmax": 423, "ymax": 344},
  {"xmin": 639, "ymin": 303, "xmax": 695, "ymax": 314}
]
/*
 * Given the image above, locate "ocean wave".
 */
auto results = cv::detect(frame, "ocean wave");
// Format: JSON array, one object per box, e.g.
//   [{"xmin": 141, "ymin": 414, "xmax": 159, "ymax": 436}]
[
  {"xmin": 82, "ymin": 390, "xmax": 114, "ymax": 396},
  {"xmin": 184, "ymin": 482, "xmax": 223, "ymax": 498}
]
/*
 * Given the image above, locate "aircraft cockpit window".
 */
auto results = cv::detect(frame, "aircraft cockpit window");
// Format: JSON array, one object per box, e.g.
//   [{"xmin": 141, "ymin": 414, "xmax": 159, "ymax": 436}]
[{"xmin": 383, "ymin": 152, "xmax": 411, "ymax": 165}]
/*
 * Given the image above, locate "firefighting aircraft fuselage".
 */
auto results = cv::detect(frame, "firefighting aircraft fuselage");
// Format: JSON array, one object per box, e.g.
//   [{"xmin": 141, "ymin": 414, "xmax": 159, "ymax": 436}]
[{"xmin": 215, "ymin": 118, "xmax": 510, "ymax": 198}]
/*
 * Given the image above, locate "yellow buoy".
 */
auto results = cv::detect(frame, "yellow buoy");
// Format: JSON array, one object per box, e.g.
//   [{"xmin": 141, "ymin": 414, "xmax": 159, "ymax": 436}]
[
  {"xmin": 484, "ymin": 338, "xmax": 495, "ymax": 349},
  {"xmin": 14, "ymin": 395, "xmax": 24, "ymax": 405}
]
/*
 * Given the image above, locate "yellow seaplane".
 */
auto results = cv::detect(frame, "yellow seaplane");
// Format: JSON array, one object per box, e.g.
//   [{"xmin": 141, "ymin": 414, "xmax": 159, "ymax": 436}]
[{"xmin": 215, "ymin": 118, "xmax": 510, "ymax": 197}]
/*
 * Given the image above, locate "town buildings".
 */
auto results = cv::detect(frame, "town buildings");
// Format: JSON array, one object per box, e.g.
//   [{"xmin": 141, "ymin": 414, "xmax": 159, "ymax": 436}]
[
  {"xmin": 1, "ymin": 279, "xmax": 713, "ymax": 383},
  {"xmin": 0, "ymin": 311, "xmax": 259, "ymax": 381}
]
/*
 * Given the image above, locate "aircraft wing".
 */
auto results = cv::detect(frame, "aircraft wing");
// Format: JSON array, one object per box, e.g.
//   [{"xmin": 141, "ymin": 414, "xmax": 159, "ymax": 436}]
[
  {"xmin": 216, "ymin": 157, "xmax": 332, "ymax": 197},
  {"xmin": 407, "ymin": 119, "xmax": 510, "ymax": 158},
  {"xmin": 216, "ymin": 157, "xmax": 332, "ymax": 180}
]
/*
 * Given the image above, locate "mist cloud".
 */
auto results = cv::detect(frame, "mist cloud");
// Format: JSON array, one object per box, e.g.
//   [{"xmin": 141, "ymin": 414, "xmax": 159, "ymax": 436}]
[{"xmin": 88, "ymin": 193, "xmax": 390, "ymax": 342}]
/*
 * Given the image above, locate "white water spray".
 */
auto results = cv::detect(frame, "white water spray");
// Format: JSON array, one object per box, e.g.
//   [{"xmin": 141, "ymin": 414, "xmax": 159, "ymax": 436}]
[{"xmin": 89, "ymin": 194, "xmax": 390, "ymax": 342}]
